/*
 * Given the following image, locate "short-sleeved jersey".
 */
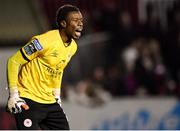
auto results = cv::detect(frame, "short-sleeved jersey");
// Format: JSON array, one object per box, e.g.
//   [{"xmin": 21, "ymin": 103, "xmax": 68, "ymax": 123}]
[{"xmin": 18, "ymin": 30, "xmax": 77, "ymax": 103}]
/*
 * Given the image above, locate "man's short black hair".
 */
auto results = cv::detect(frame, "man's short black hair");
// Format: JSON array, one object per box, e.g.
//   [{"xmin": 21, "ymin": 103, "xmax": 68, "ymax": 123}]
[{"xmin": 56, "ymin": 4, "xmax": 80, "ymax": 28}]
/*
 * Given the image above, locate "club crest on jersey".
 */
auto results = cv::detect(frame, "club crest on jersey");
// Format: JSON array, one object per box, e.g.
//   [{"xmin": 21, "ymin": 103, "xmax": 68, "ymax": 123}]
[
  {"xmin": 24, "ymin": 39, "xmax": 43, "ymax": 55},
  {"xmin": 23, "ymin": 118, "xmax": 32, "ymax": 127}
]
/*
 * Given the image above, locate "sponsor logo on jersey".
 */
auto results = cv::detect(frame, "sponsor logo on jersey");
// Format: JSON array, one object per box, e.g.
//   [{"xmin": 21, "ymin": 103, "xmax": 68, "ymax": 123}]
[
  {"xmin": 24, "ymin": 39, "xmax": 43, "ymax": 55},
  {"xmin": 24, "ymin": 43, "xmax": 37, "ymax": 55},
  {"xmin": 32, "ymin": 39, "xmax": 43, "ymax": 51}
]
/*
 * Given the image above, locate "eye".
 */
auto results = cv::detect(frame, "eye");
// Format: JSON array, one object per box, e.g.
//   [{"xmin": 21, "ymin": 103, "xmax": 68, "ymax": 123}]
[
  {"xmin": 72, "ymin": 18, "xmax": 83, "ymax": 23},
  {"xmin": 72, "ymin": 19, "xmax": 79, "ymax": 22}
]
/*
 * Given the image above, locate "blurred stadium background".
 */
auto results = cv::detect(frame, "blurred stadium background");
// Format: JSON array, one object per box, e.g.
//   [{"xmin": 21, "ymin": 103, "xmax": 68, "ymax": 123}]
[{"xmin": 0, "ymin": 0, "xmax": 180, "ymax": 129}]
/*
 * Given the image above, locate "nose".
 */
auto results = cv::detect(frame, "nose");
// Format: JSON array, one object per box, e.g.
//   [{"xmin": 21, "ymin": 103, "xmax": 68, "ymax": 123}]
[{"xmin": 78, "ymin": 20, "xmax": 83, "ymax": 27}]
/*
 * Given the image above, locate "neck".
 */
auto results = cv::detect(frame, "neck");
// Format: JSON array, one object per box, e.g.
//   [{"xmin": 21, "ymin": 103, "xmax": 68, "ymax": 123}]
[{"xmin": 59, "ymin": 30, "xmax": 71, "ymax": 45}]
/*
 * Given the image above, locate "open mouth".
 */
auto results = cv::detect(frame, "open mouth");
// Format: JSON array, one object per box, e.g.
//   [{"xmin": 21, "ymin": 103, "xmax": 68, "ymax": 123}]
[{"xmin": 75, "ymin": 29, "xmax": 82, "ymax": 38}]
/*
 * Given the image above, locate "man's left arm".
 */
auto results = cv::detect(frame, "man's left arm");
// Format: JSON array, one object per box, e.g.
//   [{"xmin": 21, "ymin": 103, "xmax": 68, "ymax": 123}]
[{"xmin": 53, "ymin": 71, "xmax": 64, "ymax": 106}]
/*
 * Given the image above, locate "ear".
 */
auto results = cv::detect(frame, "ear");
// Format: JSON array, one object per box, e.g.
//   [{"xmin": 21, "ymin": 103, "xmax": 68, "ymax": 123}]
[{"xmin": 60, "ymin": 20, "xmax": 66, "ymax": 28}]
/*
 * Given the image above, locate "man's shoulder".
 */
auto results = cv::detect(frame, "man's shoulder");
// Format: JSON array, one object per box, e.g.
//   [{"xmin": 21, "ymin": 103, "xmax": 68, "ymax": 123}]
[
  {"xmin": 71, "ymin": 39, "xmax": 78, "ymax": 45},
  {"xmin": 71, "ymin": 39, "xmax": 78, "ymax": 53},
  {"xmin": 39, "ymin": 29, "xmax": 59, "ymax": 38},
  {"xmin": 30, "ymin": 30, "xmax": 59, "ymax": 50},
  {"xmin": 36, "ymin": 29, "xmax": 59, "ymax": 43}
]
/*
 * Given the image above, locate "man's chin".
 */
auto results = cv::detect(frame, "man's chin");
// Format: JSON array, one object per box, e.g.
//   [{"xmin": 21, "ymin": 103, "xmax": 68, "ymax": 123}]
[{"xmin": 73, "ymin": 35, "xmax": 80, "ymax": 40}]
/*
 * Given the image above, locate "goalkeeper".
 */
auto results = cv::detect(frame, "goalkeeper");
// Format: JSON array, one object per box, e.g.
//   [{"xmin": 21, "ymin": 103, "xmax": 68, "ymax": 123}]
[{"xmin": 6, "ymin": 4, "xmax": 83, "ymax": 130}]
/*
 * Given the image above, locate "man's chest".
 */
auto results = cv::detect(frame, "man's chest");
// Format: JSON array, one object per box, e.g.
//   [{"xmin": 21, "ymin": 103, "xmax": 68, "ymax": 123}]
[{"xmin": 41, "ymin": 47, "xmax": 73, "ymax": 70}]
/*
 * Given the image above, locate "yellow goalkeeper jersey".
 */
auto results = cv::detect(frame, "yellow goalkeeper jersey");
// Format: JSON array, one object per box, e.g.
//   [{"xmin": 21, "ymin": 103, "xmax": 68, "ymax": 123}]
[{"xmin": 8, "ymin": 30, "xmax": 77, "ymax": 104}]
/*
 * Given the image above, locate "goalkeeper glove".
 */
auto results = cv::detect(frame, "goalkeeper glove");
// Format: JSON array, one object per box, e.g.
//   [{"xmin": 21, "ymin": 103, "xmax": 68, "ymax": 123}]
[{"xmin": 7, "ymin": 88, "xmax": 29, "ymax": 114}]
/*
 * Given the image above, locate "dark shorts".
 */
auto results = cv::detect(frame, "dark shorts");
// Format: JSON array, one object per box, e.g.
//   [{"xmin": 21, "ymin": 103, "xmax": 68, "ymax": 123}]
[{"xmin": 14, "ymin": 98, "xmax": 69, "ymax": 130}]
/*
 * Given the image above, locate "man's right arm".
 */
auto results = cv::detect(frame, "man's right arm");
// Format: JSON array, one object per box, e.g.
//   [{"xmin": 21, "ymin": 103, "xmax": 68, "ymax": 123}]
[
  {"xmin": 7, "ymin": 50, "xmax": 29, "ymax": 113},
  {"xmin": 7, "ymin": 50, "xmax": 28, "ymax": 88},
  {"xmin": 7, "ymin": 37, "xmax": 44, "ymax": 113}
]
